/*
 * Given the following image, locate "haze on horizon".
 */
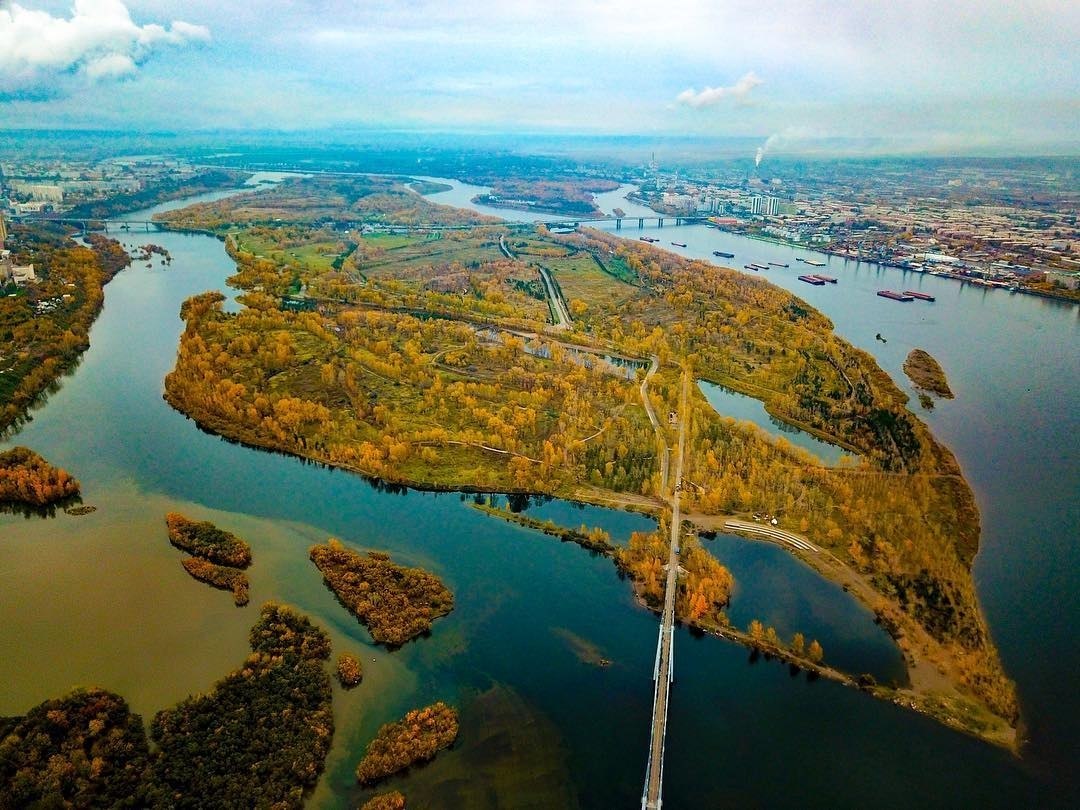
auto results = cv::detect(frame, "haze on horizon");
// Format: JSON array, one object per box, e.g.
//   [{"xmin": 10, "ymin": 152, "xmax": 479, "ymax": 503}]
[{"xmin": 1, "ymin": 0, "xmax": 1077, "ymax": 156}]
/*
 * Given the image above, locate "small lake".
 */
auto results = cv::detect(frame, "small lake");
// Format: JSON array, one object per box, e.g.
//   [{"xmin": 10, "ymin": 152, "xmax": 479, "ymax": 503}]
[{"xmin": 697, "ymin": 380, "xmax": 853, "ymax": 466}]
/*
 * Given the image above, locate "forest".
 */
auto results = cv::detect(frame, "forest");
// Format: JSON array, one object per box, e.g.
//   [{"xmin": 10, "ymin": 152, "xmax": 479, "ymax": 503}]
[
  {"xmin": 309, "ymin": 539, "xmax": 454, "ymax": 646},
  {"xmin": 336, "ymin": 653, "xmax": 363, "ymax": 687},
  {"xmin": 0, "ymin": 446, "xmax": 80, "ymax": 507},
  {"xmin": 155, "ymin": 183, "xmax": 1017, "ymax": 744},
  {"xmin": 355, "ymin": 702, "xmax": 459, "ymax": 785},
  {"xmin": 0, "ymin": 604, "xmax": 335, "ymax": 809},
  {"xmin": 0, "ymin": 688, "xmax": 150, "ymax": 809},
  {"xmin": 142, "ymin": 603, "xmax": 334, "ymax": 808}
]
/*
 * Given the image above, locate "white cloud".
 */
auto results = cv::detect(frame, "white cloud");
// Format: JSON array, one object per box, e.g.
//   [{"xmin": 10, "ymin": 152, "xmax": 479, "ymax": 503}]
[
  {"xmin": 0, "ymin": 0, "xmax": 209, "ymax": 96},
  {"xmin": 676, "ymin": 72, "xmax": 764, "ymax": 108}
]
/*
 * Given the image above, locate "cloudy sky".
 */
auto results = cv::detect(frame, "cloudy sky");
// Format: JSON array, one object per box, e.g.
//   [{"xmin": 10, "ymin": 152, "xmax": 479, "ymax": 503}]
[{"xmin": 1, "ymin": 0, "xmax": 1077, "ymax": 153}]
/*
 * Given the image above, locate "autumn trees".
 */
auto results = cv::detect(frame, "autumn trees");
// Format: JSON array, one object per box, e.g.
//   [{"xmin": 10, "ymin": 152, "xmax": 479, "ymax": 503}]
[
  {"xmin": 355, "ymin": 702, "xmax": 459, "ymax": 786},
  {"xmin": 2, "ymin": 604, "xmax": 335, "ymax": 809},
  {"xmin": 165, "ymin": 513, "xmax": 252, "ymax": 606},
  {"xmin": 142, "ymin": 603, "xmax": 334, "ymax": 808},
  {"xmin": 0, "ymin": 228, "xmax": 125, "ymax": 433},
  {"xmin": 310, "ymin": 539, "xmax": 454, "ymax": 646},
  {"xmin": 0, "ymin": 446, "xmax": 80, "ymax": 507},
  {"xmin": 615, "ymin": 529, "xmax": 734, "ymax": 631}
]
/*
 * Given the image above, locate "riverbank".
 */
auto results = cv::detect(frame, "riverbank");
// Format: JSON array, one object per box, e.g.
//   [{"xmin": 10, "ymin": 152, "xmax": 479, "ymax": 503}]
[{"xmin": 0, "ymin": 227, "xmax": 130, "ymax": 433}]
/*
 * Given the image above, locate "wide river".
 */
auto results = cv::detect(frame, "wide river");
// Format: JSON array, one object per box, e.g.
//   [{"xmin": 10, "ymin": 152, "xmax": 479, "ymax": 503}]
[{"xmin": 1, "ymin": 176, "xmax": 1077, "ymax": 807}]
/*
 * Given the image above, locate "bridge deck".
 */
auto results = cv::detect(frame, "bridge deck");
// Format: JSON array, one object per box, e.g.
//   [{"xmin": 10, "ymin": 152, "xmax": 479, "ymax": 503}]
[{"xmin": 642, "ymin": 369, "xmax": 689, "ymax": 810}]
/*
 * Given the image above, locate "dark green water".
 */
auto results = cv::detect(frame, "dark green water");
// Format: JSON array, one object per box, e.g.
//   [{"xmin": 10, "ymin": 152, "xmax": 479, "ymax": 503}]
[{"xmin": 1, "ymin": 183, "xmax": 1075, "ymax": 807}]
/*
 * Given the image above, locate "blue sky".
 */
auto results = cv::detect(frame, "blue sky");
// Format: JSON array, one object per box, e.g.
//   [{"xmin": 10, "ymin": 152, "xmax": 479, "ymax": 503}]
[{"xmin": 1, "ymin": 0, "xmax": 1077, "ymax": 153}]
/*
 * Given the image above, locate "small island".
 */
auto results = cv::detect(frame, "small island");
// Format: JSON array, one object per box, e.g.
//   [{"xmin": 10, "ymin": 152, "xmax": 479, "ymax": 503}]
[
  {"xmin": 0, "ymin": 446, "xmax": 80, "ymax": 507},
  {"xmin": 355, "ymin": 702, "xmax": 459, "ymax": 785},
  {"xmin": 309, "ymin": 539, "xmax": 454, "ymax": 646},
  {"xmin": 361, "ymin": 791, "xmax": 407, "ymax": 810},
  {"xmin": 336, "ymin": 652, "xmax": 363, "ymax": 687},
  {"xmin": 165, "ymin": 512, "xmax": 253, "ymax": 567},
  {"xmin": 903, "ymin": 348, "xmax": 954, "ymax": 400},
  {"xmin": 180, "ymin": 556, "xmax": 250, "ymax": 606},
  {"xmin": 166, "ymin": 513, "xmax": 252, "ymax": 605}
]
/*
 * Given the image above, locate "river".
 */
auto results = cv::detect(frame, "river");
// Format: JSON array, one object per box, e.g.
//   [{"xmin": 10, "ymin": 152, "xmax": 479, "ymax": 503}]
[{"xmin": 0, "ymin": 176, "xmax": 1075, "ymax": 807}]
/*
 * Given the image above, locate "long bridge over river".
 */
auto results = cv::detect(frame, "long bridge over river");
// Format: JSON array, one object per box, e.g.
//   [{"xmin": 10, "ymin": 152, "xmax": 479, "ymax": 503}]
[
  {"xmin": 639, "ymin": 367, "xmax": 690, "ymax": 810},
  {"xmin": 15, "ymin": 213, "xmax": 707, "ymax": 234}
]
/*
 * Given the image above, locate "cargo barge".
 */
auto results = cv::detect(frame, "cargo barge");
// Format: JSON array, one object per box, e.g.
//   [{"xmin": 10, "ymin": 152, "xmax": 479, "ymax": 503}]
[
  {"xmin": 797, "ymin": 257, "xmax": 827, "ymax": 267},
  {"xmin": 748, "ymin": 263, "xmax": 770, "ymax": 270},
  {"xmin": 671, "ymin": 241, "xmax": 687, "ymax": 248},
  {"xmin": 798, "ymin": 274, "xmax": 826, "ymax": 285},
  {"xmin": 877, "ymin": 290, "xmax": 914, "ymax": 301},
  {"xmin": 903, "ymin": 290, "xmax": 936, "ymax": 301},
  {"xmin": 639, "ymin": 236, "xmax": 659, "ymax": 243},
  {"xmin": 713, "ymin": 250, "xmax": 735, "ymax": 258},
  {"xmin": 812, "ymin": 274, "xmax": 837, "ymax": 283},
  {"xmin": 769, "ymin": 262, "xmax": 789, "ymax": 268}
]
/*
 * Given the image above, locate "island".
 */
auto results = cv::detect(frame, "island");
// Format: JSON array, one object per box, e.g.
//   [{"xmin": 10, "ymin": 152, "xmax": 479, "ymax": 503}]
[
  {"xmin": 355, "ymin": 702, "xmax": 459, "ymax": 785},
  {"xmin": 165, "ymin": 513, "xmax": 252, "ymax": 606},
  {"xmin": 469, "ymin": 177, "xmax": 620, "ymax": 217},
  {"xmin": 0, "ymin": 446, "xmax": 80, "ymax": 507},
  {"xmin": 361, "ymin": 792, "xmax": 407, "ymax": 810},
  {"xmin": 0, "ymin": 603, "xmax": 335, "ymax": 808},
  {"xmin": 165, "ymin": 512, "xmax": 252, "ymax": 567},
  {"xmin": 156, "ymin": 173, "xmax": 1019, "ymax": 747},
  {"xmin": 904, "ymin": 348, "xmax": 955, "ymax": 400},
  {"xmin": 336, "ymin": 652, "xmax": 363, "ymax": 687},
  {"xmin": 309, "ymin": 539, "xmax": 454, "ymax": 646}
]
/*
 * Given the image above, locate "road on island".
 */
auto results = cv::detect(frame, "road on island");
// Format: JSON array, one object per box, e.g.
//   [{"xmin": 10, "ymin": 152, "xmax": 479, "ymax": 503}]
[{"xmin": 500, "ymin": 235, "xmax": 572, "ymax": 329}]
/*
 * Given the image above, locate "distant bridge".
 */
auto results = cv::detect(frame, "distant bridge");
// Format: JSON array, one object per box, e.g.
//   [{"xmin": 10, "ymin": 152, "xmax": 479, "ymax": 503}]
[
  {"xmin": 12, "ymin": 213, "xmax": 708, "ymax": 235},
  {"xmin": 14, "ymin": 217, "xmax": 163, "ymax": 233}
]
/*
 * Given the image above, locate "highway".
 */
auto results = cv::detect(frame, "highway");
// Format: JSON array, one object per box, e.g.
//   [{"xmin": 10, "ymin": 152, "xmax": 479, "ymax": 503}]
[{"xmin": 642, "ymin": 368, "xmax": 689, "ymax": 810}]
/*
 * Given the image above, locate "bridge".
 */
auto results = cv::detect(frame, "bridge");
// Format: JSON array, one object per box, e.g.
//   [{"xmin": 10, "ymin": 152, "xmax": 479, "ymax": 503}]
[
  {"xmin": 641, "ymin": 368, "xmax": 690, "ymax": 810},
  {"xmin": 540, "ymin": 215, "xmax": 707, "ymax": 230},
  {"xmin": 13, "ymin": 217, "xmax": 163, "ymax": 233}
]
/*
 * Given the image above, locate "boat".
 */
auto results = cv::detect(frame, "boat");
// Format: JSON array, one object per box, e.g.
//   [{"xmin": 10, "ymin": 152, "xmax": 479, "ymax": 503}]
[
  {"xmin": 812, "ymin": 274, "xmax": 837, "ymax": 283},
  {"xmin": 639, "ymin": 236, "xmax": 659, "ymax": 243},
  {"xmin": 803, "ymin": 258, "xmax": 826, "ymax": 267},
  {"xmin": 713, "ymin": 250, "xmax": 735, "ymax": 258},
  {"xmin": 768, "ymin": 262, "xmax": 789, "ymax": 268},
  {"xmin": 671, "ymin": 242, "xmax": 687, "ymax": 248},
  {"xmin": 743, "ymin": 264, "xmax": 759, "ymax": 271},
  {"xmin": 903, "ymin": 290, "xmax": 935, "ymax": 301},
  {"xmin": 749, "ymin": 263, "xmax": 769, "ymax": 270},
  {"xmin": 877, "ymin": 290, "xmax": 914, "ymax": 302},
  {"xmin": 798, "ymin": 274, "xmax": 826, "ymax": 285}
]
